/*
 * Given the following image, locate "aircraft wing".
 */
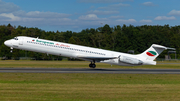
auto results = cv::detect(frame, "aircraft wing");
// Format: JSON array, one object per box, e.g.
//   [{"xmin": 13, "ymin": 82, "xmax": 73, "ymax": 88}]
[{"xmin": 77, "ymin": 56, "xmax": 117, "ymax": 62}]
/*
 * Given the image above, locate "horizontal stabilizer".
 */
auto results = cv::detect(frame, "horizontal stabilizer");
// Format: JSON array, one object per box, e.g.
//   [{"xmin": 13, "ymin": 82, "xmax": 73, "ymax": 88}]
[
  {"xmin": 166, "ymin": 47, "xmax": 176, "ymax": 50},
  {"xmin": 152, "ymin": 44, "xmax": 175, "ymax": 50}
]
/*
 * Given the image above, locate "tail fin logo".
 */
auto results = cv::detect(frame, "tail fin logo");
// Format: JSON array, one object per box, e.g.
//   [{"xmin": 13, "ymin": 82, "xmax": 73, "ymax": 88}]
[{"xmin": 146, "ymin": 51, "xmax": 157, "ymax": 56}]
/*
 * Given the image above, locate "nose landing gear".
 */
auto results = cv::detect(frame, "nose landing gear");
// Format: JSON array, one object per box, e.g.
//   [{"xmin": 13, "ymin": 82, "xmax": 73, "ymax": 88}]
[{"xmin": 10, "ymin": 47, "xmax": 13, "ymax": 53}]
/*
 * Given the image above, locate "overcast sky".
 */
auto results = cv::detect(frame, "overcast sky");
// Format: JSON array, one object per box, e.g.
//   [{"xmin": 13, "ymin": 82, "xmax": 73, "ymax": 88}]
[{"xmin": 0, "ymin": 0, "xmax": 180, "ymax": 32}]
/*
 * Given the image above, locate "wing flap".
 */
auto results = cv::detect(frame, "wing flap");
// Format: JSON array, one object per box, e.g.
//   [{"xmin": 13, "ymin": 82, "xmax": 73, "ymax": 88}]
[{"xmin": 77, "ymin": 56, "xmax": 117, "ymax": 62}]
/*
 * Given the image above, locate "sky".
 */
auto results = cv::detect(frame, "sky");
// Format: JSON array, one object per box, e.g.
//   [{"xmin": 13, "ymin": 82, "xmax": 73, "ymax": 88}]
[{"xmin": 0, "ymin": 0, "xmax": 180, "ymax": 32}]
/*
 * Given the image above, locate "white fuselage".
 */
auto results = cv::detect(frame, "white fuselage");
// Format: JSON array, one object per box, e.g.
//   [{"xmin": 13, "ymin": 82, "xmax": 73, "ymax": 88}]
[{"xmin": 4, "ymin": 36, "xmax": 157, "ymax": 66}]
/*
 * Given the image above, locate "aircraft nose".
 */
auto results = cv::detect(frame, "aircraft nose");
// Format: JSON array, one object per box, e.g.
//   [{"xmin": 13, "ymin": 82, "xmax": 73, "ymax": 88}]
[{"xmin": 4, "ymin": 40, "xmax": 12, "ymax": 47}]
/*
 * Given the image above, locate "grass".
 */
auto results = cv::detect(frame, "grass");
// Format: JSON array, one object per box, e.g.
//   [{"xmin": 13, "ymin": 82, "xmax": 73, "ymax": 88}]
[
  {"xmin": 0, "ymin": 60, "xmax": 180, "ymax": 68},
  {"xmin": 0, "ymin": 60, "xmax": 180, "ymax": 100},
  {"xmin": 0, "ymin": 73, "xmax": 180, "ymax": 101}
]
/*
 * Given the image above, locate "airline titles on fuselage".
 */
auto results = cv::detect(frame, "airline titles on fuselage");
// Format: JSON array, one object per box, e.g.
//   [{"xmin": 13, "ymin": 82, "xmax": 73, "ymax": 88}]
[
  {"xmin": 55, "ymin": 43, "xmax": 70, "ymax": 47},
  {"xmin": 27, "ymin": 39, "xmax": 106, "ymax": 56}
]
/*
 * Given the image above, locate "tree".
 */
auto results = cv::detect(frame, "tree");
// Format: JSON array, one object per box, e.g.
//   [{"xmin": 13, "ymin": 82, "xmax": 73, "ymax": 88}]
[
  {"xmin": 102, "ymin": 24, "xmax": 112, "ymax": 34},
  {"xmin": 1, "ymin": 24, "xmax": 180, "ymax": 59},
  {"xmin": 68, "ymin": 36, "xmax": 76, "ymax": 44}
]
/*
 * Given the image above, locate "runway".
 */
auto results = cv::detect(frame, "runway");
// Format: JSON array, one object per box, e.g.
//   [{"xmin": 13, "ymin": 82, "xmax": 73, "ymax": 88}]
[{"xmin": 0, "ymin": 68, "xmax": 180, "ymax": 74}]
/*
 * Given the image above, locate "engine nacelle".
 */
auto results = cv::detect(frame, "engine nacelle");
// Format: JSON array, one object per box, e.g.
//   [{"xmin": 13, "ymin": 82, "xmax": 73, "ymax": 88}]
[{"xmin": 119, "ymin": 55, "xmax": 143, "ymax": 65}]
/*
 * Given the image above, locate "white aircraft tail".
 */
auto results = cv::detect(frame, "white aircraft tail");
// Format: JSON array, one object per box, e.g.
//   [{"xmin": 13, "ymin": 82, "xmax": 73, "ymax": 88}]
[{"xmin": 138, "ymin": 44, "xmax": 175, "ymax": 61}]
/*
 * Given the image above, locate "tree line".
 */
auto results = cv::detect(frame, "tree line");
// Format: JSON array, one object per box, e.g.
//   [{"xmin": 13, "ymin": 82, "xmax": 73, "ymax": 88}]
[{"xmin": 0, "ymin": 23, "xmax": 179, "ymax": 60}]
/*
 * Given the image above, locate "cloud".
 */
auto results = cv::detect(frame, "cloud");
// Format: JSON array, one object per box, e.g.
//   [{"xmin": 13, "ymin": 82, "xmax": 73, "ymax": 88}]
[
  {"xmin": 154, "ymin": 16, "xmax": 176, "ymax": 20},
  {"xmin": 98, "ymin": 3, "xmax": 130, "ymax": 10},
  {"xmin": 88, "ymin": 10, "xmax": 119, "ymax": 15},
  {"xmin": 79, "ymin": 14, "xmax": 107, "ymax": 21},
  {"xmin": 78, "ymin": 0, "xmax": 133, "ymax": 3},
  {"xmin": 168, "ymin": 10, "xmax": 180, "ymax": 16},
  {"xmin": 0, "ymin": 11, "xmax": 72, "ymax": 26},
  {"xmin": 79, "ymin": 14, "xmax": 99, "ymax": 20},
  {"xmin": 0, "ymin": 0, "xmax": 20, "ymax": 13},
  {"xmin": 116, "ymin": 19, "xmax": 137, "ymax": 23},
  {"xmin": 26, "ymin": 11, "xmax": 71, "ymax": 18},
  {"xmin": 139, "ymin": 19, "xmax": 152, "ymax": 23},
  {"xmin": 110, "ymin": 3, "xmax": 130, "ymax": 7},
  {"xmin": 0, "ymin": 13, "xmax": 20, "ymax": 21},
  {"xmin": 109, "ymin": 16, "xmax": 124, "ymax": 19},
  {"xmin": 141, "ymin": 2, "xmax": 156, "ymax": 6}
]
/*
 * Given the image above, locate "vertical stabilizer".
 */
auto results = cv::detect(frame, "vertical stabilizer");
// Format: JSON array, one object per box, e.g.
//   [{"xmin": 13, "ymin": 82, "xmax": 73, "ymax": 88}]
[{"xmin": 138, "ymin": 44, "xmax": 175, "ymax": 61}]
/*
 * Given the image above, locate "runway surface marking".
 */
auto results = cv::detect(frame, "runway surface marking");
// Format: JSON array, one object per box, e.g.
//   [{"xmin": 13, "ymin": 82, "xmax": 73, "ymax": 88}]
[{"xmin": 0, "ymin": 68, "xmax": 180, "ymax": 74}]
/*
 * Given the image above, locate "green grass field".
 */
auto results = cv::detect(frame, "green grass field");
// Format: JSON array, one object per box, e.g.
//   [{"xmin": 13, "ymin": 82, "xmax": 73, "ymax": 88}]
[
  {"xmin": 0, "ymin": 60, "xmax": 180, "ymax": 69},
  {"xmin": 1, "ymin": 73, "xmax": 180, "ymax": 101},
  {"xmin": 0, "ymin": 60, "xmax": 180, "ymax": 101}
]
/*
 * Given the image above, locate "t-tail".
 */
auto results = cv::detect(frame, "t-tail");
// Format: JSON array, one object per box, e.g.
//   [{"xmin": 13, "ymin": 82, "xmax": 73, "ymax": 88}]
[{"xmin": 137, "ymin": 44, "xmax": 175, "ymax": 65}]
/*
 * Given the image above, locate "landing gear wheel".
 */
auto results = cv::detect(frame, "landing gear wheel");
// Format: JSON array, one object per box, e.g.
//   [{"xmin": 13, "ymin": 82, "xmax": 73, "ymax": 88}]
[
  {"xmin": 89, "ymin": 63, "xmax": 96, "ymax": 68},
  {"xmin": 10, "ymin": 47, "xmax": 13, "ymax": 53},
  {"xmin": 92, "ymin": 64, "xmax": 96, "ymax": 68},
  {"xmin": 89, "ymin": 64, "xmax": 92, "ymax": 67},
  {"xmin": 89, "ymin": 61, "xmax": 96, "ymax": 68}
]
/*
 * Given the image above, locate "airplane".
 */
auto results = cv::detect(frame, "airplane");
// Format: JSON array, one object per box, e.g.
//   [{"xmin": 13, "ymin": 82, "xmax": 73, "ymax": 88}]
[{"xmin": 4, "ymin": 36, "xmax": 175, "ymax": 68}]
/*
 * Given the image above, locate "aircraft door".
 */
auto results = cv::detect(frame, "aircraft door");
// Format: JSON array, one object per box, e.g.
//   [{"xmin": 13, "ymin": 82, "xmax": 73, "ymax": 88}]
[{"xmin": 19, "ymin": 38, "xmax": 23, "ymax": 45}]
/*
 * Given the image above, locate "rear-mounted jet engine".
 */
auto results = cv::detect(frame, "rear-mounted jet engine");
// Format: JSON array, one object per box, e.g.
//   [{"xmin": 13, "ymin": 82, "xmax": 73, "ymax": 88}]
[{"xmin": 119, "ymin": 55, "xmax": 143, "ymax": 65}]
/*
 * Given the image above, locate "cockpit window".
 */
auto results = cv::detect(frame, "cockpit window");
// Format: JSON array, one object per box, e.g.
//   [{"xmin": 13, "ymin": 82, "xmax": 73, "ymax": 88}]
[{"xmin": 14, "ymin": 37, "xmax": 18, "ymax": 40}]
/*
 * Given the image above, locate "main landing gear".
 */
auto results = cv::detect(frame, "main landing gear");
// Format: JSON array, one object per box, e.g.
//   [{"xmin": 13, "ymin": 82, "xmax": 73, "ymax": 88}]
[{"xmin": 89, "ymin": 60, "xmax": 96, "ymax": 68}]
